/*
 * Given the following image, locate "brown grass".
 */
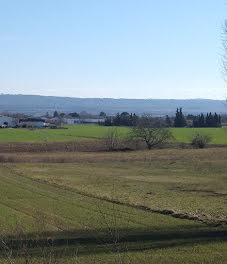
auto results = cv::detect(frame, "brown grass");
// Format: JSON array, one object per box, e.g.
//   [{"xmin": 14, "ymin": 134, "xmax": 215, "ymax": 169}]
[
  {"xmin": 1, "ymin": 139, "xmax": 226, "ymax": 155},
  {"xmin": 0, "ymin": 147, "xmax": 227, "ymax": 163}
]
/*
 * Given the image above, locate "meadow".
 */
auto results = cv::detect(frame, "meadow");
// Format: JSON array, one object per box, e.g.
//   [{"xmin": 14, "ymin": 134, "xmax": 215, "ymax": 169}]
[
  {"xmin": 0, "ymin": 125, "xmax": 226, "ymax": 263},
  {"xmin": 0, "ymin": 125, "xmax": 227, "ymax": 144},
  {"xmin": 0, "ymin": 148, "xmax": 226, "ymax": 263}
]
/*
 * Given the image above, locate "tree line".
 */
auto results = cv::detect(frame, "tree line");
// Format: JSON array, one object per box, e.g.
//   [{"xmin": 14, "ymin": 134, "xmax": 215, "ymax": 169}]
[
  {"xmin": 103, "ymin": 112, "xmax": 139, "ymax": 126},
  {"xmin": 102, "ymin": 108, "xmax": 222, "ymax": 128},
  {"xmin": 49, "ymin": 111, "xmax": 106, "ymax": 119},
  {"xmin": 48, "ymin": 108, "xmax": 222, "ymax": 128},
  {"xmin": 173, "ymin": 108, "xmax": 221, "ymax": 128},
  {"xmin": 192, "ymin": 113, "xmax": 221, "ymax": 127}
]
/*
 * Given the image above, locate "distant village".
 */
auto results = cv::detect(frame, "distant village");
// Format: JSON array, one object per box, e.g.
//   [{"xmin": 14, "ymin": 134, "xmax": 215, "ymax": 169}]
[
  {"xmin": 0, "ymin": 111, "xmax": 106, "ymax": 128},
  {"xmin": 0, "ymin": 108, "xmax": 225, "ymax": 129}
]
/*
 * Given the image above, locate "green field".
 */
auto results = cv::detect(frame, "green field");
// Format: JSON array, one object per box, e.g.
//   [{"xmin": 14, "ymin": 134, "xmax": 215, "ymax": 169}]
[
  {"xmin": 0, "ymin": 125, "xmax": 129, "ymax": 142},
  {"xmin": 172, "ymin": 127, "xmax": 227, "ymax": 144},
  {"xmin": 0, "ymin": 125, "xmax": 227, "ymax": 144},
  {"xmin": 0, "ymin": 148, "xmax": 226, "ymax": 263}
]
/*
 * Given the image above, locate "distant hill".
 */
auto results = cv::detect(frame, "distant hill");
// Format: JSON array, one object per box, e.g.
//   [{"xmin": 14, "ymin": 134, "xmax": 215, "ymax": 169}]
[{"xmin": 0, "ymin": 94, "xmax": 227, "ymax": 116}]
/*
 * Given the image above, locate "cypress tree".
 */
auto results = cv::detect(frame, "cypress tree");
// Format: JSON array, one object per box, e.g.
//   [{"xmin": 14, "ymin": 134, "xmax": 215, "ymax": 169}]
[
  {"xmin": 174, "ymin": 108, "xmax": 187, "ymax": 127},
  {"xmin": 198, "ymin": 113, "xmax": 205, "ymax": 127},
  {"xmin": 207, "ymin": 113, "xmax": 215, "ymax": 127},
  {"xmin": 214, "ymin": 113, "xmax": 219, "ymax": 127},
  {"xmin": 218, "ymin": 115, "xmax": 222, "ymax": 127},
  {"xmin": 174, "ymin": 108, "xmax": 179, "ymax": 127}
]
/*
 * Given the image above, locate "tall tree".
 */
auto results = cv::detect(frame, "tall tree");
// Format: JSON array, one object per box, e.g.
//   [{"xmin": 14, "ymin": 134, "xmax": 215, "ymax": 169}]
[
  {"xmin": 120, "ymin": 112, "xmax": 130, "ymax": 126},
  {"xmin": 174, "ymin": 108, "xmax": 187, "ymax": 127},
  {"xmin": 198, "ymin": 113, "xmax": 205, "ymax": 127},
  {"xmin": 206, "ymin": 112, "xmax": 215, "ymax": 127}
]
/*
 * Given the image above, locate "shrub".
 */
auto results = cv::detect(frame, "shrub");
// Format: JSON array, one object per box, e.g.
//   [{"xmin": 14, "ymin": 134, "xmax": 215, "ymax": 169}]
[{"xmin": 191, "ymin": 132, "xmax": 211, "ymax": 148}]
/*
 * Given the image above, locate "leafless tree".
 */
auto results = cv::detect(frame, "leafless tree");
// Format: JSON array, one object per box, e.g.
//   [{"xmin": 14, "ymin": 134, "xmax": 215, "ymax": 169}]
[
  {"xmin": 105, "ymin": 127, "xmax": 120, "ymax": 151},
  {"xmin": 130, "ymin": 115, "xmax": 173, "ymax": 149}
]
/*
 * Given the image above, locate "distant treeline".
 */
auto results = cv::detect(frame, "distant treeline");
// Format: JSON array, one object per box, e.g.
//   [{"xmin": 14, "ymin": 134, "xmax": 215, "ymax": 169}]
[
  {"xmin": 191, "ymin": 113, "xmax": 221, "ymax": 128},
  {"xmin": 101, "ymin": 108, "xmax": 222, "ymax": 128},
  {"xmin": 2, "ymin": 108, "xmax": 222, "ymax": 128},
  {"xmin": 169, "ymin": 110, "xmax": 222, "ymax": 128},
  {"xmin": 173, "ymin": 108, "xmax": 221, "ymax": 128},
  {"xmin": 103, "ymin": 112, "xmax": 139, "ymax": 126}
]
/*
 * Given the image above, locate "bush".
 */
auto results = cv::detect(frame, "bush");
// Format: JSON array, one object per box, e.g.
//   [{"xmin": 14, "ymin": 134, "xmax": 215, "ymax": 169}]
[{"xmin": 191, "ymin": 132, "xmax": 211, "ymax": 148}]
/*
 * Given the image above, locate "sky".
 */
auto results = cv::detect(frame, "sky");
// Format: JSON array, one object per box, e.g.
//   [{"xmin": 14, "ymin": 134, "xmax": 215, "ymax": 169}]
[{"xmin": 0, "ymin": 0, "xmax": 226, "ymax": 99}]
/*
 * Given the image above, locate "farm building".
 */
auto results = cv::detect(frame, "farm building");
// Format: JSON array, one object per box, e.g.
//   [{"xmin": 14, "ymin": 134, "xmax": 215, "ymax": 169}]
[
  {"xmin": 19, "ymin": 118, "xmax": 45, "ymax": 128},
  {"xmin": 63, "ymin": 118, "xmax": 105, "ymax": 124},
  {"xmin": 0, "ymin": 115, "xmax": 16, "ymax": 127},
  {"xmin": 80, "ymin": 118, "xmax": 105, "ymax": 124},
  {"xmin": 62, "ymin": 118, "xmax": 80, "ymax": 124}
]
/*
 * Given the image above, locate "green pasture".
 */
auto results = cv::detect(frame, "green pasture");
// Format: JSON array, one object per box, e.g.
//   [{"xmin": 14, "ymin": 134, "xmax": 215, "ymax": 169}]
[
  {"xmin": 171, "ymin": 127, "xmax": 227, "ymax": 144},
  {"xmin": 0, "ymin": 125, "xmax": 227, "ymax": 144},
  {"xmin": 0, "ymin": 148, "xmax": 226, "ymax": 263},
  {"xmin": 0, "ymin": 125, "xmax": 129, "ymax": 142}
]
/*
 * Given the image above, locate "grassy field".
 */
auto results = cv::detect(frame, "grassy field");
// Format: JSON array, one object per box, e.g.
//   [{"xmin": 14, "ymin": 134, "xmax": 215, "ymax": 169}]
[
  {"xmin": 0, "ymin": 148, "xmax": 226, "ymax": 263},
  {"xmin": 172, "ymin": 127, "xmax": 227, "ymax": 144},
  {"xmin": 0, "ymin": 125, "xmax": 129, "ymax": 142},
  {"xmin": 0, "ymin": 125, "xmax": 227, "ymax": 144},
  {"xmin": 0, "ymin": 125, "xmax": 113, "ymax": 142}
]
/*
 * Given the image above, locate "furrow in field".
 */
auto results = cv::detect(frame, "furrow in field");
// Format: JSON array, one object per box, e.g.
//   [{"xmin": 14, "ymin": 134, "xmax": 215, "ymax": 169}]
[
  {"xmin": 0, "ymin": 197, "xmax": 64, "ymax": 231},
  {"xmin": 0, "ymin": 165, "xmax": 153, "ymax": 229},
  {"xmin": 0, "ymin": 166, "xmax": 92, "ymax": 230},
  {"xmin": 4, "ymin": 164, "xmax": 225, "ymax": 229},
  {"xmin": 34, "ymin": 178, "xmax": 227, "ymax": 227}
]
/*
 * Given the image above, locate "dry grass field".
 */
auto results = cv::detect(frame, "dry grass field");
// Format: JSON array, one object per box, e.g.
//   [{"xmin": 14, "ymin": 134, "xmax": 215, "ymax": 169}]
[{"xmin": 0, "ymin": 146, "xmax": 226, "ymax": 263}]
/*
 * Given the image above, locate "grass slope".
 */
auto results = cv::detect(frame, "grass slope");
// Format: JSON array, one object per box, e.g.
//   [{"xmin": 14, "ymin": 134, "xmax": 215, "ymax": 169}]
[{"xmin": 0, "ymin": 148, "xmax": 226, "ymax": 263}]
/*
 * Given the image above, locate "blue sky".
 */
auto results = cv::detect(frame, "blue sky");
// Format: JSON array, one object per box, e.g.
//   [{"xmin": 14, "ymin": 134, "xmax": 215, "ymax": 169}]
[{"xmin": 0, "ymin": 0, "xmax": 226, "ymax": 99}]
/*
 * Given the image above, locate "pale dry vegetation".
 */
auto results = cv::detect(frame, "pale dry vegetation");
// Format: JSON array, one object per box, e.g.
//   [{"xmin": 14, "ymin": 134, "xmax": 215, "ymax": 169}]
[{"xmin": 0, "ymin": 145, "xmax": 226, "ymax": 263}]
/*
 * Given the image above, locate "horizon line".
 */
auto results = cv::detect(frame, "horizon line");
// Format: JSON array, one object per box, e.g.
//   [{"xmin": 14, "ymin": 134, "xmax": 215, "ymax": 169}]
[{"xmin": 0, "ymin": 93, "xmax": 226, "ymax": 101}]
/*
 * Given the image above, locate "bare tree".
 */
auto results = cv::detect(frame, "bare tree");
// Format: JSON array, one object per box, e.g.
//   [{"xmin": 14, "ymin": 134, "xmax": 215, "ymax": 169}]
[
  {"xmin": 130, "ymin": 115, "xmax": 173, "ymax": 149},
  {"xmin": 105, "ymin": 127, "xmax": 120, "ymax": 151}
]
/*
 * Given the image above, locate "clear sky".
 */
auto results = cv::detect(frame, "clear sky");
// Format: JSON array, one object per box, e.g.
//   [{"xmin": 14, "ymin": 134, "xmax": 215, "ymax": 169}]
[{"xmin": 0, "ymin": 0, "xmax": 226, "ymax": 99}]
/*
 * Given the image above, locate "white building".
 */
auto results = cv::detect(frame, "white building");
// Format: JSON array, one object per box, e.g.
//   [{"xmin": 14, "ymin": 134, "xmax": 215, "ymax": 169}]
[
  {"xmin": 63, "ymin": 118, "xmax": 105, "ymax": 125},
  {"xmin": 63, "ymin": 118, "xmax": 80, "ymax": 124},
  {"xmin": 81, "ymin": 118, "xmax": 105, "ymax": 124}
]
